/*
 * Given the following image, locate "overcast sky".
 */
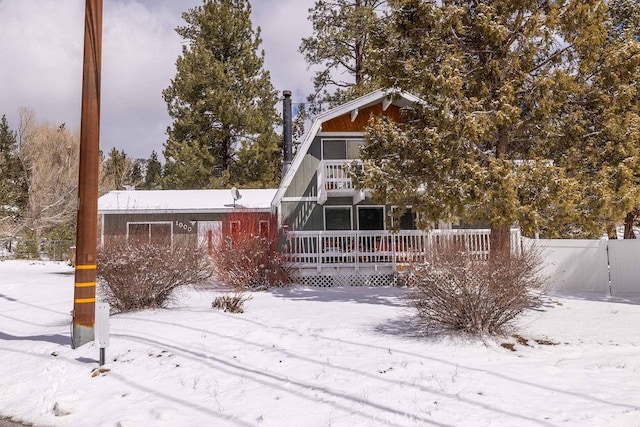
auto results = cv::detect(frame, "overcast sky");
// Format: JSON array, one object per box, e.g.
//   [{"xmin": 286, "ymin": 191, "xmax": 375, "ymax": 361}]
[{"xmin": 0, "ymin": 0, "xmax": 315, "ymax": 160}]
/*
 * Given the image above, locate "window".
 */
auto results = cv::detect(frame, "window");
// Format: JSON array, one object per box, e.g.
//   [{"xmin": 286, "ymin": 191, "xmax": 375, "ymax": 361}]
[
  {"xmin": 399, "ymin": 209, "xmax": 417, "ymax": 230},
  {"xmin": 127, "ymin": 222, "xmax": 172, "ymax": 245},
  {"xmin": 322, "ymin": 139, "xmax": 345, "ymax": 160},
  {"xmin": 346, "ymin": 140, "xmax": 361, "ymax": 159},
  {"xmin": 391, "ymin": 208, "xmax": 418, "ymax": 230},
  {"xmin": 357, "ymin": 206, "xmax": 385, "ymax": 230},
  {"xmin": 322, "ymin": 139, "xmax": 363, "ymax": 160},
  {"xmin": 324, "ymin": 206, "xmax": 352, "ymax": 230}
]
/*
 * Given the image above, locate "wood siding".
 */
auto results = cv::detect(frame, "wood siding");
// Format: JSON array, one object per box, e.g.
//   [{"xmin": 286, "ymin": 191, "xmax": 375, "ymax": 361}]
[{"xmin": 321, "ymin": 104, "xmax": 403, "ymax": 132}]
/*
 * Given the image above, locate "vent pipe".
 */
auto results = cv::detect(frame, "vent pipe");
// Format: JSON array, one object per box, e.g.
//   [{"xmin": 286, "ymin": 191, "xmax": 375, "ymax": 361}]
[{"xmin": 282, "ymin": 90, "xmax": 293, "ymax": 179}]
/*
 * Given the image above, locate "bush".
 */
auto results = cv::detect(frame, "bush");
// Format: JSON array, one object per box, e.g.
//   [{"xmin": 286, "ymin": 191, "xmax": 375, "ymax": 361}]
[
  {"xmin": 98, "ymin": 239, "xmax": 213, "ymax": 313},
  {"xmin": 210, "ymin": 211, "xmax": 290, "ymax": 291},
  {"xmin": 212, "ymin": 293, "xmax": 252, "ymax": 313},
  {"xmin": 402, "ymin": 244, "xmax": 545, "ymax": 335}
]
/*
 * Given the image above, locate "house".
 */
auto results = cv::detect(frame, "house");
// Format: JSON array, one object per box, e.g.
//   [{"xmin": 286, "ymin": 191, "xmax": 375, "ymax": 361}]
[
  {"xmin": 97, "ymin": 188, "xmax": 277, "ymax": 248},
  {"xmin": 97, "ymin": 90, "xmax": 518, "ymax": 287},
  {"xmin": 273, "ymin": 90, "xmax": 514, "ymax": 286},
  {"xmin": 274, "ymin": 89, "xmax": 423, "ymax": 232}
]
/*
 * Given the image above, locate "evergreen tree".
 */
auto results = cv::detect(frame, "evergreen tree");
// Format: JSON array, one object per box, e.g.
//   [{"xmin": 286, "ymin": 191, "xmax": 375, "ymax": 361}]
[
  {"xmin": 163, "ymin": 0, "xmax": 280, "ymax": 189},
  {"xmin": 608, "ymin": 0, "xmax": 640, "ymax": 238},
  {"xmin": 141, "ymin": 150, "xmax": 163, "ymax": 190},
  {"xmin": 100, "ymin": 148, "xmax": 138, "ymax": 191},
  {"xmin": 300, "ymin": 0, "xmax": 387, "ymax": 114},
  {"xmin": 0, "ymin": 115, "xmax": 27, "ymax": 227},
  {"xmin": 608, "ymin": 0, "xmax": 640, "ymax": 38},
  {"xmin": 356, "ymin": 0, "xmax": 640, "ymax": 250},
  {"xmin": 129, "ymin": 161, "xmax": 143, "ymax": 188}
]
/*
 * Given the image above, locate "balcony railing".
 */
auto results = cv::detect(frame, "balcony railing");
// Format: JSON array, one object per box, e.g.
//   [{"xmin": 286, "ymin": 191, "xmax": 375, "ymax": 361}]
[
  {"xmin": 284, "ymin": 228, "xmax": 522, "ymax": 271},
  {"xmin": 317, "ymin": 160, "xmax": 364, "ymax": 205},
  {"xmin": 321, "ymin": 160, "xmax": 358, "ymax": 191}
]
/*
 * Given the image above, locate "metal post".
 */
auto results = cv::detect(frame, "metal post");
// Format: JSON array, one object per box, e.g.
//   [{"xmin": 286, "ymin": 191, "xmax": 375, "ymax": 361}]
[{"xmin": 72, "ymin": 0, "xmax": 103, "ymax": 349}]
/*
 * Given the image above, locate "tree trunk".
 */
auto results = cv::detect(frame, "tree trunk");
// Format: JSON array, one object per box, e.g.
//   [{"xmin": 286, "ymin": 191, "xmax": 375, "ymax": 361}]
[
  {"xmin": 623, "ymin": 210, "xmax": 637, "ymax": 239},
  {"xmin": 490, "ymin": 222, "xmax": 511, "ymax": 260}
]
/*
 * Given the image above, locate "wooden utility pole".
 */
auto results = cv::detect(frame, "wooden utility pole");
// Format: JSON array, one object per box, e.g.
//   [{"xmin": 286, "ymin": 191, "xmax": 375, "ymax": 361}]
[{"xmin": 72, "ymin": 0, "xmax": 103, "ymax": 349}]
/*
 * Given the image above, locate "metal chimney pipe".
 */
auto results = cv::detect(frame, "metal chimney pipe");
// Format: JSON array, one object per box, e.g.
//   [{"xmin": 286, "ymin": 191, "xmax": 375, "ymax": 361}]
[{"xmin": 282, "ymin": 90, "xmax": 293, "ymax": 178}]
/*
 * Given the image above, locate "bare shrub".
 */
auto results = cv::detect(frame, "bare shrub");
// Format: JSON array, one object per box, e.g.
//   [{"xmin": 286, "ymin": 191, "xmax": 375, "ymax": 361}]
[
  {"xmin": 210, "ymin": 211, "xmax": 290, "ymax": 291},
  {"xmin": 403, "ymin": 244, "xmax": 545, "ymax": 335},
  {"xmin": 212, "ymin": 293, "xmax": 252, "ymax": 313},
  {"xmin": 98, "ymin": 238, "xmax": 213, "ymax": 313}
]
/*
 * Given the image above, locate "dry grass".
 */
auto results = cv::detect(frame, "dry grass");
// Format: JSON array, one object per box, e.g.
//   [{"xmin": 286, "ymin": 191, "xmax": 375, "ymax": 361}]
[{"xmin": 212, "ymin": 293, "xmax": 252, "ymax": 313}]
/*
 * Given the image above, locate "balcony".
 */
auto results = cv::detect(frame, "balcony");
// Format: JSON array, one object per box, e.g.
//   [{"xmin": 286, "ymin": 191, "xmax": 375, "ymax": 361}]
[{"xmin": 317, "ymin": 160, "xmax": 365, "ymax": 204}]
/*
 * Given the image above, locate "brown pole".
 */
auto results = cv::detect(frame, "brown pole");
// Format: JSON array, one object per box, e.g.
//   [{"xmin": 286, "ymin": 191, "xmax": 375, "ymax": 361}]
[{"xmin": 72, "ymin": 0, "xmax": 103, "ymax": 349}]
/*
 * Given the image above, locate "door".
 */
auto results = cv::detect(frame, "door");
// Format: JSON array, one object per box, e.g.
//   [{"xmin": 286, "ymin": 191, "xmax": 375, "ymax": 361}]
[{"xmin": 197, "ymin": 221, "xmax": 222, "ymax": 251}]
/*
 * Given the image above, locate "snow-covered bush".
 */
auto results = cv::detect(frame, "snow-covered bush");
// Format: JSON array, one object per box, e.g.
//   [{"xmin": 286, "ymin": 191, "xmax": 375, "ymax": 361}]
[
  {"xmin": 210, "ymin": 211, "xmax": 290, "ymax": 291},
  {"xmin": 98, "ymin": 239, "xmax": 213, "ymax": 312},
  {"xmin": 403, "ymin": 244, "xmax": 545, "ymax": 335}
]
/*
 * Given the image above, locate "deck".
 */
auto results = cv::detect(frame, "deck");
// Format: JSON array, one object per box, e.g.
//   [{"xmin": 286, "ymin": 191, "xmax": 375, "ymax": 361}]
[{"xmin": 283, "ymin": 228, "xmax": 522, "ymax": 286}]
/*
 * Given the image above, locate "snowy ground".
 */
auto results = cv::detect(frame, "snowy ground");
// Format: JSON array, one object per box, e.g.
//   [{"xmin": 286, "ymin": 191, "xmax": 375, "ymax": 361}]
[{"xmin": 0, "ymin": 260, "xmax": 639, "ymax": 427}]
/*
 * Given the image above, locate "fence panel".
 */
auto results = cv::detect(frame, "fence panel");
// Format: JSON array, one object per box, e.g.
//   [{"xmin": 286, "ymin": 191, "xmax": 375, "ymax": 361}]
[
  {"xmin": 523, "ymin": 237, "xmax": 609, "ymax": 293},
  {"xmin": 607, "ymin": 240, "xmax": 640, "ymax": 295}
]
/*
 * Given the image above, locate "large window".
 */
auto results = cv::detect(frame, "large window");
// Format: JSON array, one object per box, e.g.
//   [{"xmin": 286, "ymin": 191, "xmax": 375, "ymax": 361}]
[
  {"xmin": 322, "ymin": 139, "xmax": 363, "ymax": 160},
  {"xmin": 357, "ymin": 206, "xmax": 385, "ymax": 230},
  {"xmin": 324, "ymin": 206, "xmax": 352, "ymax": 230},
  {"xmin": 127, "ymin": 222, "xmax": 172, "ymax": 245}
]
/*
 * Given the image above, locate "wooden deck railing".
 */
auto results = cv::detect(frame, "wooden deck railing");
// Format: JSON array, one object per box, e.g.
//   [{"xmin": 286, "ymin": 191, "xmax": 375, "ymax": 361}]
[{"xmin": 284, "ymin": 228, "xmax": 522, "ymax": 271}]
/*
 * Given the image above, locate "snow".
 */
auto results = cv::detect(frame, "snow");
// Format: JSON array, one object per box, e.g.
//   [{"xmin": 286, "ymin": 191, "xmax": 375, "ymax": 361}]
[
  {"xmin": 1, "ymin": 260, "xmax": 640, "ymax": 426},
  {"xmin": 98, "ymin": 189, "xmax": 277, "ymax": 214}
]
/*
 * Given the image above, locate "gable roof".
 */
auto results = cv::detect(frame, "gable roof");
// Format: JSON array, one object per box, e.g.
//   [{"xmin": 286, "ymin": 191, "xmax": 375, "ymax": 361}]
[
  {"xmin": 98, "ymin": 189, "xmax": 277, "ymax": 215},
  {"xmin": 272, "ymin": 89, "xmax": 422, "ymax": 207}
]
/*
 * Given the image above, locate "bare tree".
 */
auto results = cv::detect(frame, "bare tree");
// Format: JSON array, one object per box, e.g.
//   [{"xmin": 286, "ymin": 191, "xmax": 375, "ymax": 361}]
[{"xmin": 17, "ymin": 108, "xmax": 79, "ymax": 241}]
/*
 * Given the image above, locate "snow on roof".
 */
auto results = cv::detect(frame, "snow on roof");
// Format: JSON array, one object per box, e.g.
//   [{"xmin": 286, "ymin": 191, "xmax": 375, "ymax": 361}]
[{"xmin": 98, "ymin": 189, "xmax": 277, "ymax": 214}]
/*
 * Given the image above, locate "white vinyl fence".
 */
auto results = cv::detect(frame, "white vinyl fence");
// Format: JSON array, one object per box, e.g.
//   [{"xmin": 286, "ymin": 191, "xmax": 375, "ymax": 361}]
[
  {"xmin": 607, "ymin": 240, "xmax": 640, "ymax": 296},
  {"xmin": 523, "ymin": 237, "xmax": 640, "ymax": 295}
]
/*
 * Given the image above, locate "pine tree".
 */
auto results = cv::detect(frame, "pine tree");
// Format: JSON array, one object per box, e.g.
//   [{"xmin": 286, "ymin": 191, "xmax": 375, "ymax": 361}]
[
  {"xmin": 608, "ymin": 0, "xmax": 640, "ymax": 38},
  {"xmin": 0, "ymin": 115, "xmax": 27, "ymax": 229},
  {"xmin": 129, "ymin": 161, "xmax": 143, "ymax": 188},
  {"xmin": 300, "ymin": 0, "xmax": 387, "ymax": 114},
  {"xmin": 608, "ymin": 0, "xmax": 640, "ymax": 238},
  {"xmin": 100, "ymin": 148, "xmax": 134, "ymax": 192},
  {"xmin": 357, "ymin": 0, "xmax": 640, "ymax": 249},
  {"xmin": 141, "ymin": 150, "xmax": 163, "ymax": 190},
  {"xmin": 162, "ymin": 0, "xmax": 280, "ymax": 189}
]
